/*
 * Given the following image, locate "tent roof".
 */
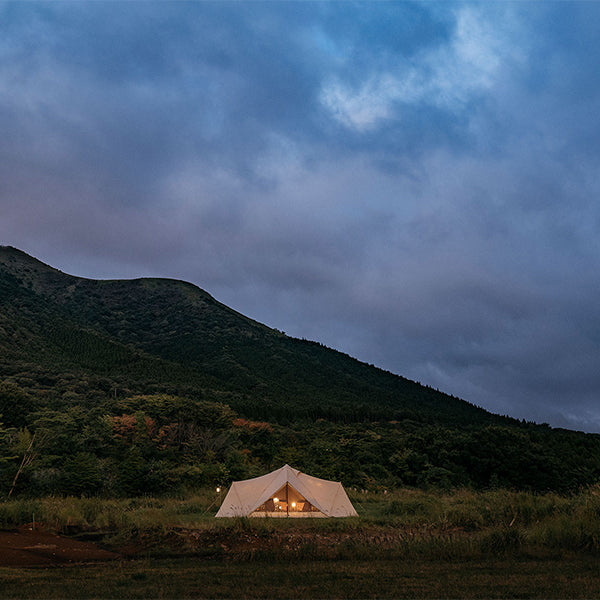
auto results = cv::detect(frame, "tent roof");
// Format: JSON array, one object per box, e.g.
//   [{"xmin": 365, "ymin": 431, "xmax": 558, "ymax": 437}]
[{"xmin": 215, "ymin": 464, "xmax": 358, "ymax": 518}]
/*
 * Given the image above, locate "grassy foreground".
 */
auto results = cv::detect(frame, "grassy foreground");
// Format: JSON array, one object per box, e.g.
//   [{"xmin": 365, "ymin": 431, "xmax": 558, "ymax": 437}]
[
  {"xmin": 1, "ymin": 487, "xmax": 600, "ymax": 598},
  {"xmin": 1, "ymin": 556, "xmax": 600, "ymax": 599}
]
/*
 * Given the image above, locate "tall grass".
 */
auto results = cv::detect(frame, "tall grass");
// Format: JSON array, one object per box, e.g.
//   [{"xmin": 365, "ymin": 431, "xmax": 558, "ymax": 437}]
[
  {"xmin": 0, "ymin": 492, "xmax": 219, "ymax": 532},
  {"xmin": 1, "ymin": 486, "xmax": 600, "ymax": 558},
  {"xmin": 372, "ymin": 487, "xmax": 574, "ymax": 527}
]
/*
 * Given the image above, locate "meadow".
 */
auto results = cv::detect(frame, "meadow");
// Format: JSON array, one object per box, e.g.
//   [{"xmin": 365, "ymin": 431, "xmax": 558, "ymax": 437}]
[{"xmin": 1, "ymin": 487, "xmax": 600, "ymax": 598}]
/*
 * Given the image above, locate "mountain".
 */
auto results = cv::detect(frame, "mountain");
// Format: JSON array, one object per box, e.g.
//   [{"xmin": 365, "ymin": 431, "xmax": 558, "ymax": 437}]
[
  {"xmin": 0, "ymin": 245, "xmax": 497, "ymax": 426},
  {"xmin": 1, "ymin": 245, "xmax": 599, "ymax": 496}
]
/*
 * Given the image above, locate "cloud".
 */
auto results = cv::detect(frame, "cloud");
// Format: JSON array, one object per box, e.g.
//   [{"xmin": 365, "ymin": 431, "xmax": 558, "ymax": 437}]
[
  {"xmin": 1, "ymin": 2, "xmax": 600, "ymax": 431},
  {"xmin": 319, "ymin": 5, "xmax": 524, "ymax": 132}
]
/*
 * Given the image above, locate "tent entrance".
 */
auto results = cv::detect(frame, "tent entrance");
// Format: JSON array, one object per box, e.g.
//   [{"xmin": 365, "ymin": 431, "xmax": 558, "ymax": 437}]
[{"xmin": 251, "ymin": 483, "xmax": 324, "ymax": 517}]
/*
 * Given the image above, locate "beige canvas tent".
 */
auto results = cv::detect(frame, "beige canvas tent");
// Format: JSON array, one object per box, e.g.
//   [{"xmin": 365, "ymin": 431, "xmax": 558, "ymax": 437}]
[{"xmin": 215, "ymin": 464, "xmax": 358, "ymax": 518}]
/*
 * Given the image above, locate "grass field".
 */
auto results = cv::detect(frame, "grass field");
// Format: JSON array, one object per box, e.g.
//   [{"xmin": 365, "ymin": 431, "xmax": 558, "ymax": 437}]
[
  {"xmin": 1, "ymin": 487, "xmax": 600, "ymax": 598},
  {"xmin": 1, "ymin": 556, "xmax": 600, "ymax": 599}
]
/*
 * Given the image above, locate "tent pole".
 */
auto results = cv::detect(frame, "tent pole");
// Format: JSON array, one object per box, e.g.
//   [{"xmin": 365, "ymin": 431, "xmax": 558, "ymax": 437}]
[{"xmin": 286, "ymin": 483, "xmax": 289, "ymax": 517}]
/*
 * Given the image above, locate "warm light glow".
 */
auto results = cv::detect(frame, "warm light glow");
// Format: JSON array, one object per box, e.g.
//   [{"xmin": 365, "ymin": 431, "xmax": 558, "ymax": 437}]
[
  {"xmin": 216, "ymin": 487, "xmax": 221, "ymax": 493},
  {"xmin": 291, "ymin": 502, "xmax": 296, "ymax": 508},
  {"xmin": 273, "ymin": 497, "xmax": 279, "ymax": 503}
]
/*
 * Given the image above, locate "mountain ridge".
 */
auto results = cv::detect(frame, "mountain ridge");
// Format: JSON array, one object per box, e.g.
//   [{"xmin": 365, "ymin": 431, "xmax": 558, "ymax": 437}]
[{"xmin": 0, "ymin": 245, "xmax": 499, "ymax": 426}]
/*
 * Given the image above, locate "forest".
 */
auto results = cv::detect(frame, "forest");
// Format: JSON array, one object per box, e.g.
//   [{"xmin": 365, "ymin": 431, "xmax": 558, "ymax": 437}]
[
  {"xmin": 1, "ymin": 246, "xmax": 600, "ymax": 498},
  {"xmin": 2, "ymin": 382, "xmax": 599, "ymax": 497}
]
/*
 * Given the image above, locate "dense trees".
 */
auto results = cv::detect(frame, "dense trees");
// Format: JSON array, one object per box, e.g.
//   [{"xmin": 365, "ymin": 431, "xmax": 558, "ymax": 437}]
[
  {"xmin": 0, "ymin": 382, "xmax": 33, "ymax": 428},
  {"xmin": 1, "ymin": 384, "xmax": 599, "ymax": 498}
]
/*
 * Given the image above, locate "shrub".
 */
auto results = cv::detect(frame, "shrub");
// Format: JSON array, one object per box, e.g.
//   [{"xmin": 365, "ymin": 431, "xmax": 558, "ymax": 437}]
[{"xmin": 480, "ymin": 526, "xmax": 525, "ymax": 555}]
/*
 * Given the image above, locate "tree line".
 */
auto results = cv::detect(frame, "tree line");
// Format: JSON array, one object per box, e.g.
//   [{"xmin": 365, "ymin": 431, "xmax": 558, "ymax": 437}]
[{"xmin": 2, "ymin": 382, "xmax": 599, "ymax": 498}]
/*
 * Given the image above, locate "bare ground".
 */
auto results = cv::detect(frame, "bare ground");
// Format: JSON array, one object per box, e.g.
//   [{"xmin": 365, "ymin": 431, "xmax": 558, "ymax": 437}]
[{"xmin": 0, "ymin": 524, "xmax": 120, "ymax": 567}]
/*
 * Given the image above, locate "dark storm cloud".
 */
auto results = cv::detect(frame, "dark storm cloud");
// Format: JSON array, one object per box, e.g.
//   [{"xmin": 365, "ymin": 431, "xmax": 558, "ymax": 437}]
[{"xmin": 1, "ymin": 1, "xmax": 600, "ymax": 431}]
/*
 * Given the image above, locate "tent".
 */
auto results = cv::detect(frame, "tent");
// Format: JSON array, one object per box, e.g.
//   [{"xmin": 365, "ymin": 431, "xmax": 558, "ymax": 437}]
[{"xmin": 215, "ymin": 464, "xmax": 358, "ymax": 518}]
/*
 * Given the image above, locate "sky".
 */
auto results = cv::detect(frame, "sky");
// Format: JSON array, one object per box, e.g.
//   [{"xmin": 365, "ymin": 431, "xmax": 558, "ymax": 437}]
[{"xmin": 1, "ymin": 1, "xmax": 600, "ymax": 432}]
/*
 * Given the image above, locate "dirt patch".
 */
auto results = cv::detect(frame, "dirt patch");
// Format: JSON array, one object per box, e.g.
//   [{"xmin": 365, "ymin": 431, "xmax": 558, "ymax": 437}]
[{"xmin": 0, "ymin": 524, "xmax": 120, "ymax": 567}]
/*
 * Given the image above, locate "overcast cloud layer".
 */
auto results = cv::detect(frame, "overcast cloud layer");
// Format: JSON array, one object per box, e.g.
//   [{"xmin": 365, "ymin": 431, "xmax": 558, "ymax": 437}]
[{"xmin": 2, "ymin": 2, "xmax": 600, "ymax": 431}]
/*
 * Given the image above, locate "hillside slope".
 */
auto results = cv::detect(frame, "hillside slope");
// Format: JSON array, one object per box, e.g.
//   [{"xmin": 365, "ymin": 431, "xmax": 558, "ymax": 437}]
[
  {"xmin": 1, "ymin": 246, "xmax": 600, "ymax": 494},
  {"xmin": 0, "ymin": 246, "xmax": 498, "ymax": 425}
]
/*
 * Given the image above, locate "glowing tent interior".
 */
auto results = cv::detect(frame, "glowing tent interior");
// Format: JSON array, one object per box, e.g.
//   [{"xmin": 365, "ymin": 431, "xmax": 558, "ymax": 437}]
[{"xmin": 215, "ymin": 464, "xmax": 358, "ymax": 518}]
